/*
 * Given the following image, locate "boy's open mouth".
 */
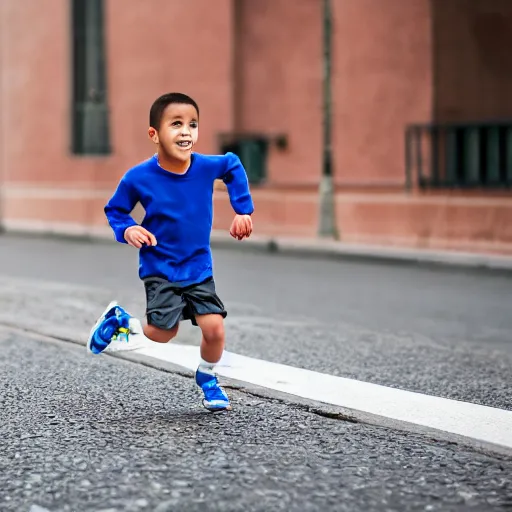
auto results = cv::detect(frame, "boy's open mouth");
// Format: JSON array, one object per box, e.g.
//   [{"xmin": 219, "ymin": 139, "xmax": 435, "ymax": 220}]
[{"xmin": 177, "ymin": 141, "xmax": 192, "ymax": 148}]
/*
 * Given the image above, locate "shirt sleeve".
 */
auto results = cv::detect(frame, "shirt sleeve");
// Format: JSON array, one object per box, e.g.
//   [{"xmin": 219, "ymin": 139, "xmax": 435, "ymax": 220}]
[
  {"xmin": 218, "ymin": 152, "xmax": 255, "ymax": 215},
  {"xmin": 104, "ymin": 175, "xmax": 139, "ymax": 243}
]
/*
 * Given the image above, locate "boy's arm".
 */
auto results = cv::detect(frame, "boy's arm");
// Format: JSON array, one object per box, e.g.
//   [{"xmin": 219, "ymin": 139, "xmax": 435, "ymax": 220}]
[
  {"xmin": 219, "ymin": 152, "xmax": 255, "ymax": 216},
  {"xmin": 104, "ymin": 176, "xmax": 139, "ymax": 243}
]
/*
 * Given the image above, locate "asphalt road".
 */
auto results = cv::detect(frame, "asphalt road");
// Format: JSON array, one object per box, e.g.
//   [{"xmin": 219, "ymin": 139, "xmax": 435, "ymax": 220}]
[
  {"xmin": 1, "ymin": 330, "xmax": 511, "ymax": 512},
  {"xmin": 1, "ymin": 233, "xmax": 512, "ymax": 511},
  {"xmin": 1, "ymin": 234, "xmax": 511, "ymax": 410}
]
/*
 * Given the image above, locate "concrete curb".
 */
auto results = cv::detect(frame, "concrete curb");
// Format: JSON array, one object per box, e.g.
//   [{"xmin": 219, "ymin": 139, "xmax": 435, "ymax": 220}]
[
  {"xmin": 3, "ymin": 224, "xmax": 512, "ymax": 272},
  {"xmin": 209, "ymin": 232, "xmax": 512, "ymax": 272}
]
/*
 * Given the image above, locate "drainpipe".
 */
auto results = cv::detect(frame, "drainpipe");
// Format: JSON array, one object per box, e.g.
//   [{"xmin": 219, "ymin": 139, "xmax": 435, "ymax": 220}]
[
  {"xmin": 318, "ymin": 0, "xmax": 338, "ymax": 239},
  {"xmin": 0, "ymin": 2, "xmax": 6, "ymax": 233},
  {"xmin": 232, "ymin": 0, "xmax": 241, "ymax": 133}
]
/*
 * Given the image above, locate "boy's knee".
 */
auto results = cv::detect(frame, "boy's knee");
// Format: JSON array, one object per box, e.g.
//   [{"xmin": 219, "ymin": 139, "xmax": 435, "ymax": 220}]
[
  {"xmin": 144, "ymin": 324, "xmax": 179, "ymax": 343},
  {"xmin": 201, "ymin": 318, "xmax": 225, "ymax": 343}
]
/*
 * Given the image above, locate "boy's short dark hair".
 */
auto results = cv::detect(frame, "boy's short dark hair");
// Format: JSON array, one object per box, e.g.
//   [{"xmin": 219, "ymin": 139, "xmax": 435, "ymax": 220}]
[{"xmin": 149, "ymin": 92, "xmax": 200, "ymax": 130}]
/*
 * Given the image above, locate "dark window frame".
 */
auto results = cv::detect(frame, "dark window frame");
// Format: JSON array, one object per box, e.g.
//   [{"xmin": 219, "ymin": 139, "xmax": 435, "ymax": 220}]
[{"xmin": 71, "ymin": 0, "xmax": 110, "ymax": 155}]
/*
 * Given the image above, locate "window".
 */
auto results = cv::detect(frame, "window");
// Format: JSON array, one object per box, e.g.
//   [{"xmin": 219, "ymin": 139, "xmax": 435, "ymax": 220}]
[
  {"xmin": 218, "ymin": 133, "xmax": 286, "ymax": 185},
  {"xmin": 71, "ymin": 0, "xmax": 110, "ymax": 155},
  {"xmin": 220, "ymin": 136, "xmax": 268, "ymax": 185}
]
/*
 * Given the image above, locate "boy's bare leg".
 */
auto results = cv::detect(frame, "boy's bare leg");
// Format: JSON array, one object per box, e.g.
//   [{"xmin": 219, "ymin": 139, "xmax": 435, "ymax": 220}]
[
  {"xmin": 195, "ymin": 314, "xmax": 225, "ymax": 364},
  {"xmin": 143, "ymin": 324, "xmax": 179, "ymax": 343}
]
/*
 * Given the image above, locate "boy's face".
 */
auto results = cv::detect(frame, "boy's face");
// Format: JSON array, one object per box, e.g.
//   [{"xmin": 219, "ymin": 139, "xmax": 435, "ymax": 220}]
[{"xmin": 148, "ymin": 103, "xmax": 199, "ymax": 163}]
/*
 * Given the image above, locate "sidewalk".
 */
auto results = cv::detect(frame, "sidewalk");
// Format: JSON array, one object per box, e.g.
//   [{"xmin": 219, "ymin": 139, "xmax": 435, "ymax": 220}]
[
  {"xmin": 3, "ymin": 223, "xmax": 512, "ymax": 271},
  {"xmin": 209, "ymin": 231, "xmax": 512, "ymax": 272}
]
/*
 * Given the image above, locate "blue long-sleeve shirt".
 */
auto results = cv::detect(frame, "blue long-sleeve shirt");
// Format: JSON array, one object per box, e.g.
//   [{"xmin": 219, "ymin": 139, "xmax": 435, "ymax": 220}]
[{"xmin": 104, "ymin": 152, "xmax": 254, "ymax": 285}]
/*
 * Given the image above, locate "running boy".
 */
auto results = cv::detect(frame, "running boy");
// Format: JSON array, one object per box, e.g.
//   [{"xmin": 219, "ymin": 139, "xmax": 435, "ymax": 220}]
[{"xmin": 87, "ymin": 92, "xmax": 254, "ymax": 412}]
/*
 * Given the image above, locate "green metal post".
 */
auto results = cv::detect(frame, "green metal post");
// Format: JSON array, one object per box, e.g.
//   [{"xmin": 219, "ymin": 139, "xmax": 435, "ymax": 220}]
[
  {"xmin": 0, "ymin": 3, "xmax": 6, "ymax": 233},
  {"xmin": 318, "ymin": 0, "xmax": 338, "ymax": 239}
]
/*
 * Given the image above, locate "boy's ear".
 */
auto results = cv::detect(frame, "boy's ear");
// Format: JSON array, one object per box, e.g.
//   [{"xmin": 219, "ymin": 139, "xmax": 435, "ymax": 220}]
[{"xmin": 148, "ymin": 127, "xmax": 159, "ymax": 144}]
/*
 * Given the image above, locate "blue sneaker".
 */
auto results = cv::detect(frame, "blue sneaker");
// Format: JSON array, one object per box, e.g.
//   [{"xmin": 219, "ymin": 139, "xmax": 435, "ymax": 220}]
[
  {"xmin": 87, "ymin": 301, "xmax": 132, "ymax": 354},
  {"xmin": 195, "ymin": 369, "xmax": 231, "ymax": 411}
]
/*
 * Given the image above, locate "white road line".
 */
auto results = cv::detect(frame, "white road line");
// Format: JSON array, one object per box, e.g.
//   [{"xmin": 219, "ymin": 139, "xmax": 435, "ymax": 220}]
[
  {"xmin": 125, "ymin": 342, "xmax": 512, "ymax": 453},
  {"xmin": 29, "ymin": 506, "xmax": 52, "ymax": 512}
]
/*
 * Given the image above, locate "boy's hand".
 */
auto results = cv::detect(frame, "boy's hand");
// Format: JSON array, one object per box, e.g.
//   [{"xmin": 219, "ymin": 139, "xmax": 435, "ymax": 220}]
[
  {"xmin": 124, "ymin": 225, "xmax": 157, "ymax": 248},
  {"xmin": 230, "ymin": 214, "xmax": 253, "ymax": 241}
]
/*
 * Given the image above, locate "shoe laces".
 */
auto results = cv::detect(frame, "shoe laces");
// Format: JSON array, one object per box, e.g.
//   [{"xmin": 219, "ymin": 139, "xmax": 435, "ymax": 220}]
[
  {"xmin": 201, "ymin": 375, "xmax": 228, "ymax": 401},
  {"xmin": 112, "ymin": 327, "xmax": 130, "ymax": 342}
]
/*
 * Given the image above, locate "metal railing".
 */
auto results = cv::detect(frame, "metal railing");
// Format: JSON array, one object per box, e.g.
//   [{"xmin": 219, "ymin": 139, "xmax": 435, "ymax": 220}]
[{"xmin": 406, "ymin": 122, "xmax": 512, "ymax": 189}]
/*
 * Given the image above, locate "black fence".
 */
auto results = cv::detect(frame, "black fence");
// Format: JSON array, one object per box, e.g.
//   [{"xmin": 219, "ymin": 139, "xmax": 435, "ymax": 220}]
[{"xmin": 406, "ymin": 122, "xmax": 512, "ymax": 189}]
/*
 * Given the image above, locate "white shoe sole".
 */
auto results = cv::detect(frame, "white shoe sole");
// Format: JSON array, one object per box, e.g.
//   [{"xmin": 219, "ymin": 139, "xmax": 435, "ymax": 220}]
[
  {"xmin": 203, "ymin": 400, "xmax": 232, "ymax": 412},
  {"xmin": 86, "ymin": 300, "xmax": 119, "ymax": 354}
]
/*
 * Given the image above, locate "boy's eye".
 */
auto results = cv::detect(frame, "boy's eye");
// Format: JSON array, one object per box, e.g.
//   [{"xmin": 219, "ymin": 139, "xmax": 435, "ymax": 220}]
[
  {"xmin": 172, "ymin": 121, "xmax": 181, "ymax": 127},
  {"xmin": 190, "ymin": 122, "xmax": 198, "ymax": 128}
]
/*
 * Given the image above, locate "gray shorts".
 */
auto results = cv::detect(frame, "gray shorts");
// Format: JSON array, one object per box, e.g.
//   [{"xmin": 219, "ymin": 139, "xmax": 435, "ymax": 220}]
[{"xmin": 144, "ymin": 276, "xmax": 227, "ymax": 330}]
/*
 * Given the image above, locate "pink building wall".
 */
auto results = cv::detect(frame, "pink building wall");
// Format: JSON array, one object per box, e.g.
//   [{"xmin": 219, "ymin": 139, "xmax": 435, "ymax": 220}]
[{"xmin": 1, "ymin": 0, "xmax": 511, "ymax": 254}]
